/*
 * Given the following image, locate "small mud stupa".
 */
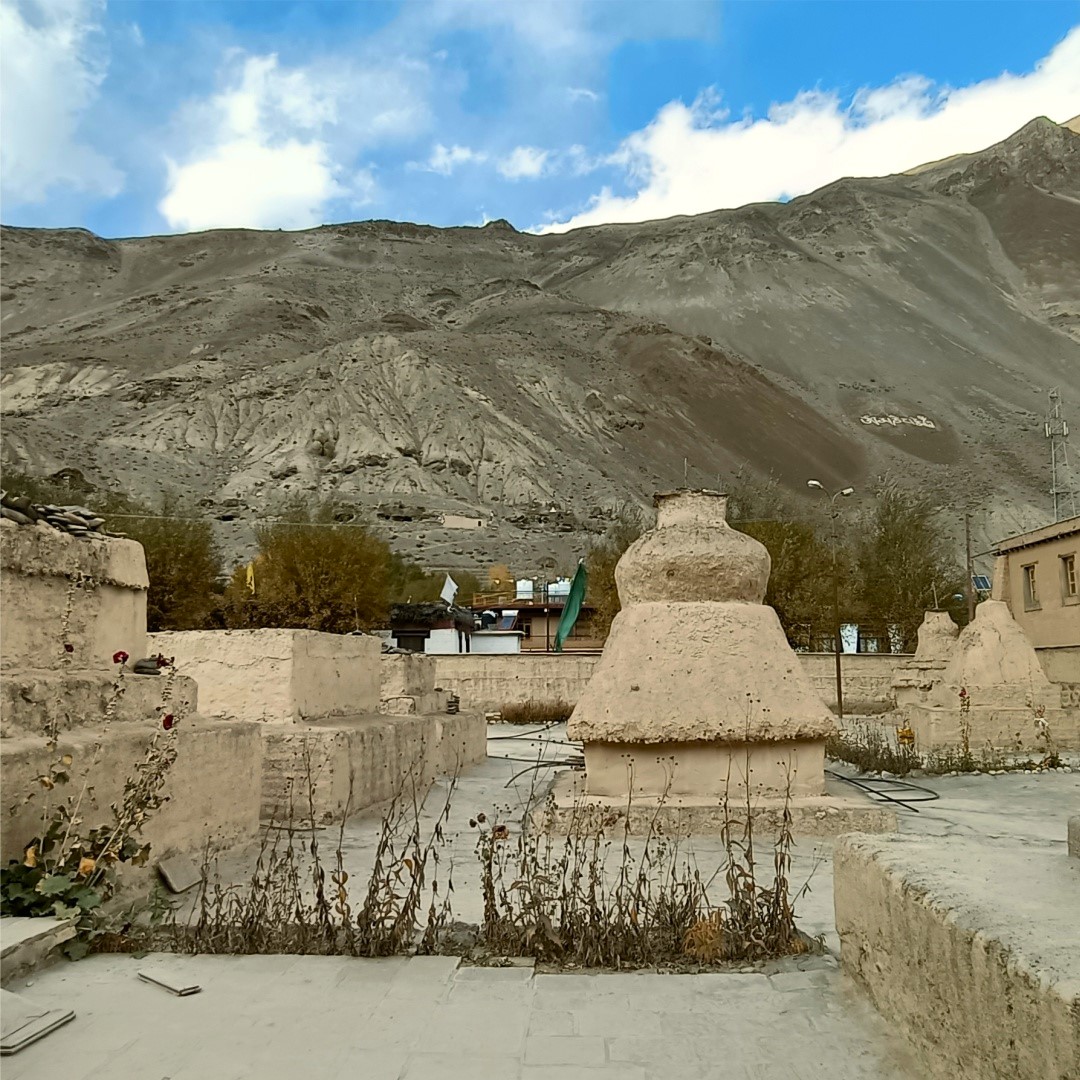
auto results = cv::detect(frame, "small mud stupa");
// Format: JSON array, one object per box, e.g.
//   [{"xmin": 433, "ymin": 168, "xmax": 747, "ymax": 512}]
[
  {"xmin": 892, "ymin": 609, "xmax": 961, "ymax": 709},
  {"xmin": 557, "ymin": 490, "xmax": 890, "ymax": 834}
]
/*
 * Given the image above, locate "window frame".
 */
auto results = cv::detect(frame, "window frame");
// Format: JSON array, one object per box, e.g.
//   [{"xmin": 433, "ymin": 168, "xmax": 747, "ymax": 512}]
[
  {"xmin": 395, "ymin": 631, "xmax": 429, "ymax": 653},
  {"xmin": 1062, "ymin": 552, "xmax": 1079, "ymax": 605},
  {"xmin": 1022, "ymin": 562, "xmax": 1040, "ymax": 610}
]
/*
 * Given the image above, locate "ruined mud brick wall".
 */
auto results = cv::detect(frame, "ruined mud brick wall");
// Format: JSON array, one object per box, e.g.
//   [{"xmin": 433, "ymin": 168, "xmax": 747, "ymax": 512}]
[
  {"xmin": 0, "ymin": 521, "xmax": 262, "ymax": 864},
  {"xmin": 147, "ymin": 629, "xmax": 382, "ymax": 724},
  {"xmin": 379, "ymin": 653, "xmax": 447, "ymax": 715},
  {"xmin": 835, "ymin": 833, "xmax": 1080, "ymax": 1080},
  {"xmin": 260, "ymin": 713, "xmax": 486, "ymax": 824},
  {"xmin": 150, "ymin": 629, "xmax": 485, "ymax": 823},
  {"xmin": 1, "ymin": 519, "xmax": 147, "ymax": 669},
  {"xmin": 3, "ymin": 719, "xmax": 262, "ymax": 864}
]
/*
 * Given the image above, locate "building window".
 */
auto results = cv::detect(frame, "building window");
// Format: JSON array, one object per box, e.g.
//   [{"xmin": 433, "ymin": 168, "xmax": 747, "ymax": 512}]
[
  {"xmin": 1022, "ymin": 563, "xmax": 1039, "ymax": 610},
  {"xmin": 1063, "ymin": 553, "xmax": 1078, "ymax": 603},
  {"xmin": 395, "ymin": 633, "xmax": 428, "ymax": 653}
]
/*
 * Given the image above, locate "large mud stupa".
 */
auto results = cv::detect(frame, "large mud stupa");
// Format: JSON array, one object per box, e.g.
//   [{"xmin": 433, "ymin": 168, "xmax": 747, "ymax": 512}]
[
  {"xmin": 569, "ymin": 490, "xmax": 836, "ymax": 798},
  {"xmin": 557, "ymin": 490, "xmax": 891, "ymax": 834}
]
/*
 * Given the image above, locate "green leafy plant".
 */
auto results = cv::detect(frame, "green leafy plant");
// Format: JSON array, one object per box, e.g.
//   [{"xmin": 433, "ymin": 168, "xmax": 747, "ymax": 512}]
[{"xmin": 1, "ymin": 642, "xmax": 180, "ymax": 958}]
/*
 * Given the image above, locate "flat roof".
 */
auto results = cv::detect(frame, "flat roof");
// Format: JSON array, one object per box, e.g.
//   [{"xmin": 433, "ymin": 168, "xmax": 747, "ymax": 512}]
[{"xmin": 994, "ymin": 514, "xmax": 1080, "ymax": 554}]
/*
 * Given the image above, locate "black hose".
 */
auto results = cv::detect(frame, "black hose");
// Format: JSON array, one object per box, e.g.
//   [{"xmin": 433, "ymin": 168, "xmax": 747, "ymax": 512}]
[
  {"xmin": 487, "ymin": 721, "xmax": 563, "ymax": 740},
  {"xmin": 504, "ymin": 759, "xmax": 583, "ymax": 788},
  {"xmin": 826, "ymin": 769, "xmax": 940, "ymax": 813}
]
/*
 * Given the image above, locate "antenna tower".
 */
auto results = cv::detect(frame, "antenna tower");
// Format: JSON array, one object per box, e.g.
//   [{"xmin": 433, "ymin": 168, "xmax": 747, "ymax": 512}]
[{"xmin": 1046, "ymin": 388, "xmax": 1077, "ymax": 521}]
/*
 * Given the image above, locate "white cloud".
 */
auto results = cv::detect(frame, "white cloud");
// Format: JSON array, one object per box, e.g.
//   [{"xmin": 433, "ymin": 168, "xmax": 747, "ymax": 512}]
[
  {"xmin": 0, "ymin": 0, "xmax": 122, "ymax": 205},
  {"xmin": 568, "ymin": 86, "xmax": 601, "ymax": 103},
  {"xmin": 546, "ymin": 26, "xmax": 1080, "ymax": 231},
  {"xmin": 160, "ymin": 140, "xmax": 354, "ymax": 233},
  {"xmin": 159, "ymin": 51, "xmax": 428, "ymax": 231},
  {"xmin": 497, "ymin": 145, "xmax": 550, "ymax": 180},
  {"xmin": 414, "ymin": 143, "xmax": 487, "ymax": 175}
]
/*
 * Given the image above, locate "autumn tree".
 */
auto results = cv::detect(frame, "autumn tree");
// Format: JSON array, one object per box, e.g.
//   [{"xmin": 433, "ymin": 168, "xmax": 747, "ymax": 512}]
[
  {"xmin": 222, "ymin": 502, "xmax": 393, "ymax": 633},
  {"xmin": 487, "ymin": 563, "xmax": 513, "ymax": 596},
  {"xmin": 734, "ymin": 518, "xmax": 838, "ymax": 645}
]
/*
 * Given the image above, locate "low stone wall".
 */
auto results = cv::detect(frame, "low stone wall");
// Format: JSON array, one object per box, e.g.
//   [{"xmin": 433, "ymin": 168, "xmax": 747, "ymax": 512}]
[
  {"xmin": 148, "ymin": 629, "xmax": 381, "ymax": 724},
  {"xmin": 798, "ymin": 653, "xmax": 900, "ymax": 713},
  {"xmin": 261, "ymin": 712, "xmax": 486, "ymax": 823},
  {"xmin": 835, "ymin": 833, "xmax": 1080, "ymax": 1080},
  {"xmin": 1, "ymin": 717, "xmax": 263, "ymax": 866},
  {"xmin": 432, "ymin": 652, "xmax": 904, "ymax": 715},
  {"xmin": 432, "ymin": 653, "xmax": 602, "ymax": 713}
]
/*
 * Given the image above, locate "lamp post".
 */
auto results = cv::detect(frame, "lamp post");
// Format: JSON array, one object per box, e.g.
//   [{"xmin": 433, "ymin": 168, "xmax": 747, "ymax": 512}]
[
  {"xmin": 539, "ymin": 557, "xmax": 557, "ymax": 654},
  {"xmin": 807, "ymin": 480, "xmax": 855, "ymax": 719}
]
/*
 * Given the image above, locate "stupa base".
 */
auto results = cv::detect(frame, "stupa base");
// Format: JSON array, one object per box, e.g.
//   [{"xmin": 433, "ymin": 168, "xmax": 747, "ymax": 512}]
[
  {"xmin": 535, "ymin": 770, "xmax": 897, "ymax": 837},
  {"xmin": 902, "ymin": 704, "xmax": 1079, "ymax": 752}
]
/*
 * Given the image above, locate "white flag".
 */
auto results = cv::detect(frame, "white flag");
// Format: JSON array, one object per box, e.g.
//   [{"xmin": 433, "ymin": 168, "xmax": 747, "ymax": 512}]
[{"xmin": 440, "ymin": 574, "xmax": 459, "ymax": 605}]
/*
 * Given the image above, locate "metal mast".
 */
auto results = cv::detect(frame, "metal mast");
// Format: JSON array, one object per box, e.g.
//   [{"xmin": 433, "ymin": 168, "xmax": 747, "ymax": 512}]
[{"xmin": 1046, "ymin": 388, "xmax": 1077, "ymax": 521}]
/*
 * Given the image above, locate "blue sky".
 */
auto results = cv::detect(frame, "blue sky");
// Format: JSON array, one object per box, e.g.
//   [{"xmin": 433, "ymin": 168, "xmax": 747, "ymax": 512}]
[{"xmin": 2, "ymin": 0, "xmax": 1078, "ymax": 237}]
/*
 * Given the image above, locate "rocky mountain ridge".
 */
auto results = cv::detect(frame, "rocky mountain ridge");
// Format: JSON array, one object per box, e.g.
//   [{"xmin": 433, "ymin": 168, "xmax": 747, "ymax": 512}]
[{"xmin": 2, "ymin": 117, "xmax": 1078, "ymax": 572}]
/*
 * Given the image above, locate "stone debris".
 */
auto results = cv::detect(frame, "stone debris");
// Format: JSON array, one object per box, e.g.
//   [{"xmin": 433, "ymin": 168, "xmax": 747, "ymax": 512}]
[{"xmin": 0, "ymin": 492, "xmax": 109, "ymax": 540}]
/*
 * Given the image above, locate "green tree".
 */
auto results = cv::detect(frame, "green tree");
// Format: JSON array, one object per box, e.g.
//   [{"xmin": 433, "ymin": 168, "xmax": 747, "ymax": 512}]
[
  {"xmin": 122, "ymin": 499, "xmax": 223, "ymax": 632},
  {"xmin": 0, "ymin": 470, "xmax": 221, "ymax": 632},
  {"xmin": 387, "ymin": 554, "xmax": 481, "ymax": 604},
  {"xmin": 853, "ymin": 484, "xmax": 964, "ymax": 650},
  {"xmin": 735, "ymin": 518, "xmax": 837, "ymax": 646}
]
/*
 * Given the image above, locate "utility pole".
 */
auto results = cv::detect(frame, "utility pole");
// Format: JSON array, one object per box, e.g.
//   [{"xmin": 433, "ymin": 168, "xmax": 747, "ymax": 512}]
[
  {"xmin": 964, "ymin": 514, "xmax": 975, "ymax": 623},
  {"xmin": 1046, "ymin": 388, "xmax": 1076, "ymax": 522},
  {"xmin": 831, "ymin": 544, "xmax": 844, "ymax": 720},
  {"xmin": 807, "ymin": 480, "xmax": 855, "ymax": 719},
  {"xmin": 544, "ymin": 578, "xmax": 550, "ymax": 653}
]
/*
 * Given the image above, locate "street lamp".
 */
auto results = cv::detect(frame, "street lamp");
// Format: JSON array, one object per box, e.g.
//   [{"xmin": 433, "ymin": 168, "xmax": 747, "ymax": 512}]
[{"xmin": 807, "ymin": 479, "xmax": 855, "ymax": 718}]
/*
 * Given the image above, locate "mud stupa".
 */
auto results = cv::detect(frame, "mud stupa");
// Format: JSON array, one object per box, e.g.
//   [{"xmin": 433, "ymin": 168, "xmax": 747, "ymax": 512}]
[
  {"xmin": 894, "ymin": 600, "xmax": 1078, "ymax": 751},
  {"xmin": 891, "ymin": 609, "xmax": 961, "ymax": 709},
  {"xmin": 552, "ymin": 490, "xmax": 894, "ymax": 835}
]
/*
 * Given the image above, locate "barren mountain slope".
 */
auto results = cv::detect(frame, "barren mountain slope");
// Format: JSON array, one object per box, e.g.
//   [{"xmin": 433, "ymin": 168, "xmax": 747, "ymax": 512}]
[{"xmin": 2, "ymin": 118, "xmax": 1078, "ymax": 571}]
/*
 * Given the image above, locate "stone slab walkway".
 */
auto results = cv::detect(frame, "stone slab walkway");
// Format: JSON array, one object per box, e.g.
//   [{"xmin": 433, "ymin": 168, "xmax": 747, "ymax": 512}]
[
  {"xmin": 2, "ymin": 952, "xmax": 918, "ymax": 1079},
  {"xmin": 5, "ymin": 726, "xmax": 1076, "ymax": 1079}
]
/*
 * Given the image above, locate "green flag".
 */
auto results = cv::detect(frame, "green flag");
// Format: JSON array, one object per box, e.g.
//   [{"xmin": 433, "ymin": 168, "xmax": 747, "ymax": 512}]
[{"xmin": 554, "ymin": 560, "xmax": 587, "ymax": 652}]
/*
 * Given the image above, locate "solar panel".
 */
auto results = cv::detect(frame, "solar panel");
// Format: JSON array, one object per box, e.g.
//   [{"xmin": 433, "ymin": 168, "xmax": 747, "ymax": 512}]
[
  {"xmin": 972, "ymin": 575, "xmax": 992, "ymax": 592},
  {"xmin": 496, "ymin": 615, "xmax": 517, "ymax": 631}
]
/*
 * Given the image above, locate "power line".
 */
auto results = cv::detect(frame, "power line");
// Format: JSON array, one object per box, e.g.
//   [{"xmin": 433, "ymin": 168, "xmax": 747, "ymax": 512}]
[{"xmin": 109, "ymin": 512, "xmax": 404, "ymax": 530}]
